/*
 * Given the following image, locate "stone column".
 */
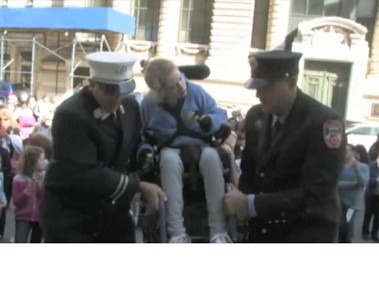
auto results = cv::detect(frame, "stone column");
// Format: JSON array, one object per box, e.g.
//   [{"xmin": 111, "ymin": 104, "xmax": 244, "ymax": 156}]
[
  {"xmin": 206, "ymin": 0, "xmax": 255, "ymax": 82},
  {"xmin": 156, "ymin": 0, "xmax": 181, "ymax": 57},
  {"xmin": 107, "ymin": 0, "xmax": 133, "ymax": 51},
  {"xmin": 265, "ymin": 0, "xmax": 291, "ymax": 50},
  {"xmin": 369, "ymin": 3, "xmax": 379, "ymax": 75}
]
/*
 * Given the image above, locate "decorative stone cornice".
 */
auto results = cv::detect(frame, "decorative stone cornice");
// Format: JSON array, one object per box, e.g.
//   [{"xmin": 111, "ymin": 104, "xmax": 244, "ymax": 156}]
[
  {"xmin": 126, "ymin": 40, "xmax": 157, "ymax": 53},
  {"xmin": 175, "ymin": 43, "xmax": 209, "ymax": 56}
]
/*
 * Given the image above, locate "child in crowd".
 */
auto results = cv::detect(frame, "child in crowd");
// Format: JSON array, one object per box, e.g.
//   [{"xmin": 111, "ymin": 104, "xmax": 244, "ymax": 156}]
[
  {"xmin": 0, "ymin": 155, "xmax": 7, "ymax": 240},
  {"xmin": 12, "ymin": 145, "xmax": 47, "ymax": 243}
]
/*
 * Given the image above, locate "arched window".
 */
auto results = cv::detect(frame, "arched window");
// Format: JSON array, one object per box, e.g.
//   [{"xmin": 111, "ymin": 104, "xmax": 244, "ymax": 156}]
[{"xmin": 289, "ymin": 0, "xmax": 378, "ymax": 47}]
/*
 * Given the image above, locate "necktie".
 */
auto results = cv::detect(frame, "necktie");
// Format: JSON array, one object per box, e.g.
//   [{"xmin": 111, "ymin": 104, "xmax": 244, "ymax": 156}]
[
  {"xmin": 271, "ymin": 119, "xmax": 282, "ymax": 145},
  {"xmin": 110, "ymin": 112, "xmax": 119, "ymax": 127}
]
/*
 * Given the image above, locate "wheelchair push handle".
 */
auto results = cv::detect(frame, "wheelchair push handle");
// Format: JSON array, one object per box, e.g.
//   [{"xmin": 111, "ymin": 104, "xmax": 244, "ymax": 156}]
[
  {"xmin": 225, "ymin": 183, "xmax": 239, "ymax": 242},
  {"xmin": 159, "ymin": 201, "xmax": 168, "ymax": 243},
  {"xmin": 213, "ymin": 123, "xmax": 232, "ymax": 146}
]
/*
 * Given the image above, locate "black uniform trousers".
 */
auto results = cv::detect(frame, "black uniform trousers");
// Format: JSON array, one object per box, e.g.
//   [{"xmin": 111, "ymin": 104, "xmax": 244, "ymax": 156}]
[{"xmin": 362, "ymin": 194, "xmax": 379, "ymax": 238}]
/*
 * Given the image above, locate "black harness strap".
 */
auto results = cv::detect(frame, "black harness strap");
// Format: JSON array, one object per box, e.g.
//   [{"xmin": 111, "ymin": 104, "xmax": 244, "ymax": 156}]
[{"xmin": 159, "ymin": 100, "xmax": 212, "ymax": 149}]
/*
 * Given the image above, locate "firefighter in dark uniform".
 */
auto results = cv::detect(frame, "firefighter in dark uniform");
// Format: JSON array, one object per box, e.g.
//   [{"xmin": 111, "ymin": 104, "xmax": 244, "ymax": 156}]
[
  {"xmin": 224, "ymin": 50, "xmax": 346, "ymax": 242},
  {"xmin": 41, "ymin": 52, "xmax": 166, "ymax": 243}
]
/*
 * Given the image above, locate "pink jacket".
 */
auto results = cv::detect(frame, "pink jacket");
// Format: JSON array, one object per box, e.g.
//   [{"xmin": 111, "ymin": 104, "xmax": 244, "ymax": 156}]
[{"xmin": 12, "ymin": 174, "xmax": 44, "ymax": 222}]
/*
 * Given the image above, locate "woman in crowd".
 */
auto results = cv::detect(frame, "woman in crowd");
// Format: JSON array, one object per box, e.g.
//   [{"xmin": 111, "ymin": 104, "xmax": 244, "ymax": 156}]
[
  {"xmin": 362, "ymin": 142, "xmax": 379, "ymax": 242},
  {"xmin": 338, "ymin": 144, "xmax": 369, "ymax": 242}
]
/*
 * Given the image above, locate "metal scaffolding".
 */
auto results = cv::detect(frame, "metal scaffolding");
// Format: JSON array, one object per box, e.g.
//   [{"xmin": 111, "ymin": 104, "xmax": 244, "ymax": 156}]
[
  {"xmin": 0, "ymin": 32, "xmax": 127, "ymax": 97},
  {"xmin": 0, "ymin": 7, "xmax": 135, "ymax": 97}
]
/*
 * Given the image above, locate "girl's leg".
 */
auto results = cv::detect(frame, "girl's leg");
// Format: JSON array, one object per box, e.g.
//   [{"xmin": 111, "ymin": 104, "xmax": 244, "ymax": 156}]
[
  {"xmin": 15, "ymin": 220, "xmax": 31, "ymax": 243},
  {"xmin": 30, "ymin": 222, "xmax": 43, "ymax": 243}
]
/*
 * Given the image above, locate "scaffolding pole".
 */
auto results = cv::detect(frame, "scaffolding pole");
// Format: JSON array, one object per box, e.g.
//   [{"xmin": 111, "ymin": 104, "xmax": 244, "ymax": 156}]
[
  {"xmin": 0, "ymin": 31, "xmax": 127, "ymax": 96},
  {"xmin": 70, "ymin": 38, "xmax": 77, "ymax": 90},
  {"xmin": 0, "ymin": 35, "xmax": 4, "ymax": 81},
  {"xmin": 100, "ymin": 35, "xmax": 104, "ymax": 51},
  {"xmin": 31, "ymin": 36, "xmax": 36, "ymax": 98}
]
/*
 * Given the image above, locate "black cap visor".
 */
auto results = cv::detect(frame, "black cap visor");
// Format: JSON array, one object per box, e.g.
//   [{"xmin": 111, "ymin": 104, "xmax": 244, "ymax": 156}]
[{"xmin": 244, "ymin": 77, "xmax": 269, "ymax": 90}]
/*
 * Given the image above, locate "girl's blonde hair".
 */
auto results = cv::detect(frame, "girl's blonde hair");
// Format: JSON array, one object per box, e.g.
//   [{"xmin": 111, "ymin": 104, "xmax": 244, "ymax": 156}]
[
  {"xmin": 0, "ymin": 108, "xmax": 18, "ymax": 133},
  {"xmin": 18, "ymin": 145, "xmax": 44, "ymax": 177}
]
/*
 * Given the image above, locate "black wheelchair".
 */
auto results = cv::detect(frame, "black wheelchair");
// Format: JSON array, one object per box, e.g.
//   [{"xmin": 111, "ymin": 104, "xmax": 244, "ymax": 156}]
[{"xmin": 132, "ymin": 131, "xmax": 241, "ymax": 243}]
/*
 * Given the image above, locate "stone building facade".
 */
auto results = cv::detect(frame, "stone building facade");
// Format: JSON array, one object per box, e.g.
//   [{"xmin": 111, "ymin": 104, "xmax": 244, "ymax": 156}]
[{"xmin": 1, "ymin": 0, "xmax": 379, "ymax": 122}]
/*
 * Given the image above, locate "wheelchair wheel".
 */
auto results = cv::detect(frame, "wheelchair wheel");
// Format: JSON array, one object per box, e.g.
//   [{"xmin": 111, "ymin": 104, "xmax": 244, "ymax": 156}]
[{"xmin": 138, "ymin": 206, "xmax": 162, "ymax": 243}]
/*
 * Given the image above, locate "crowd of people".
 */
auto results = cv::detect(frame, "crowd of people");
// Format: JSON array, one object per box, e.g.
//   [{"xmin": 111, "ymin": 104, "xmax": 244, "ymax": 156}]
[{"xmin": 0, "ymin": 91, "xmax": 54, "ymax": 241}]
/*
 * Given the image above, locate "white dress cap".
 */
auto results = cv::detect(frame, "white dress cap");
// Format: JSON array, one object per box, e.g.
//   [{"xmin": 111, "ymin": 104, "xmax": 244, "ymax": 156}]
[{"xmin": 86, "ymin": 52, "xmax": 138, "ymax": 94}]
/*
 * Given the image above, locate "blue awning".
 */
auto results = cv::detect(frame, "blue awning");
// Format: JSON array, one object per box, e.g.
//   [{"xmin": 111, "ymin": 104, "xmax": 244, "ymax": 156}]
[{"xmin": 0, "ymin": 7, "xmax": 135, "ymax": 35}]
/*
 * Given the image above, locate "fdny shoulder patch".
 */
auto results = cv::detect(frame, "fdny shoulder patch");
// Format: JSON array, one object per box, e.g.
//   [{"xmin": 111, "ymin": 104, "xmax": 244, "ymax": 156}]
[{"xmin": 323, "ymin": 119, "xmax": 343, "ymax": 149}]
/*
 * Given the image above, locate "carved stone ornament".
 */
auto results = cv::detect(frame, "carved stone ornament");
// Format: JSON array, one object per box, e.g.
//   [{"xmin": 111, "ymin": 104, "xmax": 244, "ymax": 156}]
[
  {"xmin": 176, "ymin": 44, "xmax": 209, "ymax": 56},
  {"xmin": 128, "ymin": 41, "xmax": 153, "ymax": 52},
  {"xmin": 297, "ymin": 16, "xmax": 368, "ymax": 46}
]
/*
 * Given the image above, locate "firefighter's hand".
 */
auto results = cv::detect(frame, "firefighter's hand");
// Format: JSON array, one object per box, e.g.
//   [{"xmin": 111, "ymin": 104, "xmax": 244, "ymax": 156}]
[
  {"xmin": 140, "ymin": 182, "xmax": 167, "ymax": 211},
  {"xmin": 224, "ymin": 185, "xmax": 249, "ymax": 222}
]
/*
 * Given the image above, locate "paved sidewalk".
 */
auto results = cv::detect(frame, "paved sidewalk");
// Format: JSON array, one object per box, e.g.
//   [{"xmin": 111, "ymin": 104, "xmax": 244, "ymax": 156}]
[{"xmin": 1, "ymin": 205, "xmax": 375, "ymax": 244}]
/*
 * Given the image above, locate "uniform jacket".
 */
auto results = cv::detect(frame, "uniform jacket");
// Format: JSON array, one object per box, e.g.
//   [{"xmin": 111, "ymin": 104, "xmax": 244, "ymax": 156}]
[
  {"xmin": 42, "ymin": 87, "xmax": 142, "ymax": 242},
  {"xmin": 366, "ymin": 162, "xmax": 379, "ymax": 196},
  {"xmin": 0, "ymin": 146, "xmax": 12, "ymax": 201},
  {"xmin": 0, "ymin": 172, "xmax": 6, "ymax": 205},
  {"xmin": 338, "ymin": 163, "xmax": 369, "ymax": 210},
  {"xmin": 140, "ymin": 81, "xmax": 227, "ymax": 147},
  {"xmin": 239, "ymin": 89, "xmax": 346, "ymax": 242}
]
